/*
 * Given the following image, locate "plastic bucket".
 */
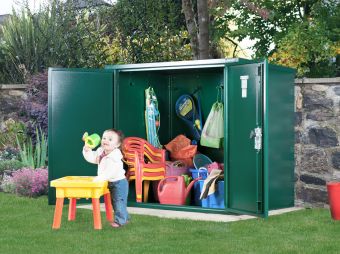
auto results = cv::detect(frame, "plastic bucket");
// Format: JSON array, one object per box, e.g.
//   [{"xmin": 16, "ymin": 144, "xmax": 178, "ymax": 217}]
[
  {"xmin": 193, "ymin": 180, "xmax": 225, "ymax": 208},
  {"xmin": 201, "ymin": 181, "xmax": 225, "ymax": 209},
  {"xmin": 189, "ymin": 168, "xmax": 208, "ymax": 180},
  {"xmin": 327, "ymin": 182, "xmax": 340, "ymax": 220}
]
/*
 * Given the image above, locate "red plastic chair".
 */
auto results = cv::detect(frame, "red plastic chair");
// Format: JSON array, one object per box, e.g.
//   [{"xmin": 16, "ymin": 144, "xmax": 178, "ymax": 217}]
[{"xmin": 122, "ymin": 137, "xmax": 166, "ymax": 203}]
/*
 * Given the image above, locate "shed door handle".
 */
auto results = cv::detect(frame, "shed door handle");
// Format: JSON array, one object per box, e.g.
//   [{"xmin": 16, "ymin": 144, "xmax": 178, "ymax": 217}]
[{"xmin": 249, "ymin": 128, "xmax": 262, "ymax": 152}]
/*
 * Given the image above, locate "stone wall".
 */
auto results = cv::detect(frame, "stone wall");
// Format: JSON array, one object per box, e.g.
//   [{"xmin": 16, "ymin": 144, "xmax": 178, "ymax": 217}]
[
  {"xmin": 295, "ymin": 77, "xmax": 340, "ymax": 207},
  {"xmin": 0, "ymin": 84, "xmax": 27, "ymax": 131}
]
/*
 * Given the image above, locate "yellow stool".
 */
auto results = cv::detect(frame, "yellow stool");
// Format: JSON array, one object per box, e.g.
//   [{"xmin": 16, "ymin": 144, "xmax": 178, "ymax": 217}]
[{"xmin": 50, "ymin": 176, "xmax": 113, "ymax": 230}]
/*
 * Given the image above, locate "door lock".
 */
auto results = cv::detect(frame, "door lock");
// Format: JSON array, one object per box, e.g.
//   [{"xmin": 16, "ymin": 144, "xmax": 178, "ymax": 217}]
[
  {"xmin": 254, "ymin": 127, "xmax": 262, "ymax": 152},
  {"xmin": 250, "ymin": 127, "xmax": 262, "ymax": 152}
]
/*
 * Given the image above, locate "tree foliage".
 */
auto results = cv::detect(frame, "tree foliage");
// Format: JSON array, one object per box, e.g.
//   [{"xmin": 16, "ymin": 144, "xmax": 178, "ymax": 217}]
[
  {"xmin": 0, "ymin": 0, "xmax": 111, "ymax": 83},
  {"xmin": 270, "ymin": 1, "xmax": 339, "ymax": 77},
  {"xmin": 106, "ymin": 0, "xmax": 192, "ymax": 63},
  {"xmin": 0, "ymin": 0, "xmax": 338, "ymax": 80},
  {"xmin": 218, "ymin": 0, "xmax": 339, "ymax": 77}
]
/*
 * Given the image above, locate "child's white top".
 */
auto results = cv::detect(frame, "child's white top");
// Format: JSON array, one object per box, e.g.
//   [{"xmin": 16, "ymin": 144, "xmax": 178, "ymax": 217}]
[{"xmin": 82, "ymin": 147, "xmax": 126, "ymax": 182}]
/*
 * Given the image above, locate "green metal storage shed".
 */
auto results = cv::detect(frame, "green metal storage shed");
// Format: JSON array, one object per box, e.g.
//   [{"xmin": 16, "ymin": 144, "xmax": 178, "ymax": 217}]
[{"xmin": 48, "ymin": 58, "xmax": 295, "ymax": 217}]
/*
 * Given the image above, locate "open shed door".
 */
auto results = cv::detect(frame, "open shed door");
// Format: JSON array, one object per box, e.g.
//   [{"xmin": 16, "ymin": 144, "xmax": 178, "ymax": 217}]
[
  {"xmin": 226, "ymin": 62, "xmax": 268, "ymax": 217},
  {"xmin": 48, "ymin": 69, "xmax": 114, "ymax": 204}
]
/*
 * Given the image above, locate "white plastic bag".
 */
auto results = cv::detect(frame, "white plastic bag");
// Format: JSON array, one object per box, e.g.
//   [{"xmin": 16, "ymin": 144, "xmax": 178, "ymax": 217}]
[
  {"xmin": 200, "ymin": 102, "xmax": 224, "ymax": 148},
  {"xmin": 203, "ymin": 102, "xmax": 224, "ymax": 138}
]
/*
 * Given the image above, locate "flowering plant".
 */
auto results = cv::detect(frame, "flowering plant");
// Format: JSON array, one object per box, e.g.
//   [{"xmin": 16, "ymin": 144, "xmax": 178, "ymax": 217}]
[
  {"xmin": 11, "ymin": 167, "xmax": 48, "ymax": 197},
  {"xmin": 0, "ymin": 175, "xmax": 16, "ymax": 193}
]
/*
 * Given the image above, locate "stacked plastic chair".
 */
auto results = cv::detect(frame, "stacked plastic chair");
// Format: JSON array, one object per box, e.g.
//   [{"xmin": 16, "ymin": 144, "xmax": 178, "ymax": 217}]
[{"xmin": 122, "ymin": 137, "xmax": 166, "ymax": 203}]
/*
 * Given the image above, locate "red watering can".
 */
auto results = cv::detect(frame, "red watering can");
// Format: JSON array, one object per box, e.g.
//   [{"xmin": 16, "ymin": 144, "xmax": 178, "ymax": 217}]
[{"xmin": 157, "ymin": 176, "xmax": 200, "ymax": 205}]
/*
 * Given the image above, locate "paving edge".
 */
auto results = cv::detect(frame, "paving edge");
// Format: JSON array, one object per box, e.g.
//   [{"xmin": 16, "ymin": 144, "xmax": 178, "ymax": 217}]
[{"xmin": 76, "ymin": 204, "xmax": 303, "ymax": 222}]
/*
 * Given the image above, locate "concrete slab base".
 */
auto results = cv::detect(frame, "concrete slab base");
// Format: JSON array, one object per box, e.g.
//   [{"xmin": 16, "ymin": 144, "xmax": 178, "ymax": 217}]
[{"xmin": 76, "ymin": 204, "xmax": 303, "ymax": 222}]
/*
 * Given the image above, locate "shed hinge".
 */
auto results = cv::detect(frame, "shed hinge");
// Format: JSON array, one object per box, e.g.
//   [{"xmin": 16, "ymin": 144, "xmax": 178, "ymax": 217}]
[
  {"xmin": 257, "ymin": 201, "xmax": 262, "ymax": 212},
  {"xmin": 257, "ymin": 65, "xmax": 262, "ymax": 76}
]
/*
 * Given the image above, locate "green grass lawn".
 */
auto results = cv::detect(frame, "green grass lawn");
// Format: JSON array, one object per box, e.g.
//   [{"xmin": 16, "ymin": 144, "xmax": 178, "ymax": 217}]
[{"xmin": 0, "ymin": 192, "xmax": 339, "ymax": 254}]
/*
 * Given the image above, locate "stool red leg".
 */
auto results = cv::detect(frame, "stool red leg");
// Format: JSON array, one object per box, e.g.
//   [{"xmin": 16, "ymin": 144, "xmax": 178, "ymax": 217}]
[
  {"xmin": 68, "ymin": 198, "xmax": 77, "ymax": 221},
  {"xmin": 104, "ymin": 193, "xmax": 113, "ymax": 222},
  {"xmin": 92, "ymin": 198, "xmax": 102, "ymax": 230},
  {"xmin": 52, "ymin": 198, "xmax": 64, "ymax": 229}
]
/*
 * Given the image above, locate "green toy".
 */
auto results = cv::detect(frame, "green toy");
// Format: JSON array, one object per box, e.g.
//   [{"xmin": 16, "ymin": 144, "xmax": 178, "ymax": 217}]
[
  {"xmin": 182, "ymin": 174, "xmax": 193, "ymax": 205},
  {"xmin": 82, "ymin": 132, "xmax": 101, "ymax": 149},
  {"xmin": 182, "ymin": 174, "xmax": 193, "ymax": 186}
]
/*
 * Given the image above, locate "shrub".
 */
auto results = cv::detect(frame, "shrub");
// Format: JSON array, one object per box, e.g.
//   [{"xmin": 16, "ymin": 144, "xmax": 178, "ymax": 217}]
[
  {"xmin": 11, "ymin": 168, "xmax": 48, "ymax": 197},
  {"xmin": 19, "ymin": 71, "xmax": 48, "ymax": 137},
  {"xmin": 0, "ymin": 147, "xmax": 20, "ymax": 161},
  {"xmin": 16, "ymin": 127, "xmax": 47, "ymax": 169},
  {"xmin": 0, "ymin": 175, "xmax": 16, "ymax": 193},
  {"xmin": 0, "ymin": 160, "xmax": 26, "ymax": 175},
  {"xmin": 0, "ymin": 118, "xmax": 27, "ymax": 150}
]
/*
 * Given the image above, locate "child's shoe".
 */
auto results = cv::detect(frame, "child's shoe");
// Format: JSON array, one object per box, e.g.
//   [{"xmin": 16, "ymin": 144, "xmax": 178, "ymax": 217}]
[
  {"xmin": 111, "ymin": 221, "xmax": 130, "ymax": 228},
  {"xmin": 111, "ymin": 222, "xmax": 121, "ymax": 228}
]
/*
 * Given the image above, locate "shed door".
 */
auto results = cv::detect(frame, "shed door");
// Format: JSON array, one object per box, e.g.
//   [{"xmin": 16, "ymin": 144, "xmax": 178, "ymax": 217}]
[
  {"xmin": 227, "ymin": 63, "xmax": 267, "ymax": 216},
  {"xmin": 48, "ymin": 69, "xmax": 114, "ymax": 204}
]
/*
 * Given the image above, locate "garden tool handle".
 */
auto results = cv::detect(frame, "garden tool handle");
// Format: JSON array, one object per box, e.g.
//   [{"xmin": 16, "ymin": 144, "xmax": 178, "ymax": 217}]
[
  {"xmin": 185, "ymin": 177, "xmax": 202, "ymax": 198},
  {"xmin": 157, "ymin": 176, "xmax": 179, "ymax": 194}
]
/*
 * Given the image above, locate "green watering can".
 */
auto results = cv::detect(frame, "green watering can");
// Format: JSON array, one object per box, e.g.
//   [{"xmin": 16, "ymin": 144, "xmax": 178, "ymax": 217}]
[{"xmin": 82, "ymin": 132, "xmax": 101, "ymax": 149}]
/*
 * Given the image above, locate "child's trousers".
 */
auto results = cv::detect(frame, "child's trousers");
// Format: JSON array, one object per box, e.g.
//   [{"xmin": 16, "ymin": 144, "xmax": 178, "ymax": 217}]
[{"xmin": 108, "ymin": 178, "xmax": 130, "ymax": 225}]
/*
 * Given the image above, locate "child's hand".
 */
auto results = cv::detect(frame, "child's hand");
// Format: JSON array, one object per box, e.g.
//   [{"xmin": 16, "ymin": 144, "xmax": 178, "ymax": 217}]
[{"xmin": 83, "ymin": 144, "xmax": 92, "ymax": 152}]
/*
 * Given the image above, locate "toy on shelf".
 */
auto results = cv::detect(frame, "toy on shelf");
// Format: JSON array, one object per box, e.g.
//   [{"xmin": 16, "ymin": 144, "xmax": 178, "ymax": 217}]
[{"xmin": 82, "ymin": 132, "xmax": 101, "ymax": 149}]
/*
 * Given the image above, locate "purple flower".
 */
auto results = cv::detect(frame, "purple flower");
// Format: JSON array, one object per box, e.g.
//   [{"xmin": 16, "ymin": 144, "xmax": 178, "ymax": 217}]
[{"xmin": 11, "ymin": 167, "xmax": 48, "ymax": 197}]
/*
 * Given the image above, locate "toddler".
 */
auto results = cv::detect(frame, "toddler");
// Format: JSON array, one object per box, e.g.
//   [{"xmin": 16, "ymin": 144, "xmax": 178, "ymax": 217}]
[{"xmin": 82, "ymin": 129, "xmax": 130, "ymax": 228}]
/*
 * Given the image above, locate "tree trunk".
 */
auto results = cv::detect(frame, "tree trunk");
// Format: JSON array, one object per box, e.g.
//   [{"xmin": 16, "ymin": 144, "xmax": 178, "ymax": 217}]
[
  {"xmin": 197, "ymin": 0, "xmax": 210, "ymax": 59},
  {"xmin": 182, "ymin": 0, "xmax": 199, "ymax": 59}
]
